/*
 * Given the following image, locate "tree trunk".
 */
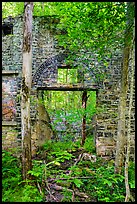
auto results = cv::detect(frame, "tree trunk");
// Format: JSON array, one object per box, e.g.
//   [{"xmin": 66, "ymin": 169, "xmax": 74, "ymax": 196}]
[
  {"xmin": 21, "ymin": 2, "xmax": 33, "ymax": 180},
  {"xmin": 125, "ymin": 17, "xmax": 135, "ymax": 202},
  {"xmin": 114, "ymin": 2, "xmax": 134, "ymax": 174},
  {"xmin": 114, "ymin": 46, "xmax": 130, "ymax": 174}
]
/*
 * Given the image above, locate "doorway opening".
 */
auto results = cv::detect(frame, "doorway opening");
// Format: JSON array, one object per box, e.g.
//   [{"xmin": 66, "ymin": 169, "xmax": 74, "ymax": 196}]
[{"xmin": 39, "ymin": 90, "xmax": 96, "ymax": 143}]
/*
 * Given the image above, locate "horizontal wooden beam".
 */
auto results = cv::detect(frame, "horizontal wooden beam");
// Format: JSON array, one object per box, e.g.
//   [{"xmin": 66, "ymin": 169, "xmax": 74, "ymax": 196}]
[
  {"xmin": 58, "ymin": 64, "xmax": 77, "ymax": 69},
  {"xmin": 37, "ymin": 83, "xmax": 98, "ymax": 91}
]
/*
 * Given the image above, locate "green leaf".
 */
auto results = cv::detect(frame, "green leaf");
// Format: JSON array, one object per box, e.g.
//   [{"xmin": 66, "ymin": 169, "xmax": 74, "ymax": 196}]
[
  {"xmin": 46, "ymin": 160, "xmax": 60, "ymax": 167},
  {"xmin": 28, "ymin": 170, "xmax": 41, "ymax": 177},
  {"xmin": 129, "ymin": 180, "xmax": 135, "ymax": 188},
  {"xmin": 73, "ymin": 179, "xmax": 83, "ymax": 188},
  {"xmin": 54, "ymin": 161, "xmax": 61, "ymax": 166},
  {"xmin": 103, "ymin": 179, "xmax": 112, "ymax": 187}
]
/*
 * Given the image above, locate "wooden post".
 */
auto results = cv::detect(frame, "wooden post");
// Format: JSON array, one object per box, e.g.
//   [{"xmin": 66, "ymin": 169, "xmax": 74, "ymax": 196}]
[{"xmin": 81, "ymin": 90, "xmax": 88, "ymax": 145}]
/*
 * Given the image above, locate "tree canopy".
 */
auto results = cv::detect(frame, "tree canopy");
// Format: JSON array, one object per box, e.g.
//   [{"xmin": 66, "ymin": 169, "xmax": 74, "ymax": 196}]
[
  {"xmin": 2, "ymin": 2, "xmax": 127, "ymax": 57},
  {"xmin": 2, "ymin": 2, "xmax": 129, "ymax": 84}
]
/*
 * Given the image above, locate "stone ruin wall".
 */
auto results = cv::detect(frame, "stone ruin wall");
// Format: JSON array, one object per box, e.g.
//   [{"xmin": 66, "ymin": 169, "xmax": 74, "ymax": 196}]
[
  {"xmin": 95, "ymin": 54, "xmax": 122, "ymax": 157},
  {"xmin": 2, "ymin": 15, "xmax": 135, "ymax": 158},
  {"xmin": 95, "ymin": 51, "xmax": 135, "ymax": 159},
  {"xmin": 2, "ymin": 15, "xmax": 63, "ymax": 154}
]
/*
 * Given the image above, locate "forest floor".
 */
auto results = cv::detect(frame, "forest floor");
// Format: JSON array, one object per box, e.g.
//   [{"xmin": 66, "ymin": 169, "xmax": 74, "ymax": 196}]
[
  {"xmin": 35, "ymin": 142, "xmax": 98, "ymax": 202},
  {"xmin": 2, "ymin": 137, "xmax": 135, "ymax": 202},
  {"xmin": 30, "ymin": 137, "xmax": 133, "ymax": 202}
]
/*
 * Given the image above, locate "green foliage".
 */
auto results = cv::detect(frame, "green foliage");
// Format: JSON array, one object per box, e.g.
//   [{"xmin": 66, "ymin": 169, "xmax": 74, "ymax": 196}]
[
  {"xmin": 54, "ymin": 2, "xmax": 126, "ymax": 58},
  {"xmin": 2, "ymin": 150, "xmax": 21, "ymax": 189},
  {"xmin": 43, "ymin": 90, "xmax": 96, "ymax": 140},
  {"xmin": 83, "ymin": 136, "xmax": 96, "ymax": 153},
  {"xmin": 41, "ymin": 140, "xmax": 53, "ymax": 151},
  {"xmin": 2, "ymin": 2, "xmax": 24, "ymax": 18},
  {"xmin": 79, "ymin": 163, "xmax": 126, "ymax": 202},
  {"xmin": 4, "ymin": 184, "xmax": 43, "ymax": 202},
  {"xmin": 2, "ymin": 150, "xmax": 43, "ymax": 202},
  {"xmin": 73, "ymin": 178, "xmax": 83, "ymax": 188},
  {"xmin": 2, "ymin": 2, "xmax": 128, "ymax": 82},
  {"xmin": 61, "ymin": 190, "xmax": 73, "ymax": 202},
  {"xmin": 58, "ymin": 68, "xmax": 77, "ymax": 84},
  {"xmin": 42, "ymin": 140, "xmax": 74, "ymax": 152},
  {"xmin": 128, "ymin": 161, "xmax": 135, "ymax": 189},
  {"xmin": 2, "ymin": 143, "xmax": 135, "ymax": 202},
  {"xmin": 51, "ymin": 151, "xmax": 75, "ymax": 162},
  {"xmin": 69, "ymin": 165, "xmax": 83, "ymax": 176},
  {"xmin": 93, "ymin": 166, "xmax": 125, "ymax": 202},
  {"xmin": 2, "ymin": 2, "xmax": 135, "ymax": 202},
  {"xmin": 28, "ymin": 160, "xmax": 45, "ymax": 180},
  {"xmin": 2, "ymin": 2, "xmax": 58, "ymax": 19}
]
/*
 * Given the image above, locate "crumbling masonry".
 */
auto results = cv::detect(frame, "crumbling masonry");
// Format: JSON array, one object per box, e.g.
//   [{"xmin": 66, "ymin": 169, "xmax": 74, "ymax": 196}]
[{"xmin": 2, "ymin": 15, "xmax": 135, "ymax": 158}]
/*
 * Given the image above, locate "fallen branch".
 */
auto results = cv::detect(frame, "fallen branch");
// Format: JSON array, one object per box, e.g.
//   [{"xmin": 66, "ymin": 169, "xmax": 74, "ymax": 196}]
[
  {"xmin": 42, "ymin": 160, "xmax": 58, "ymax": 202},
  {"xmin": 45, "ymin": 186, "xmax": 57, "ymax": 201},
  {"xmin": 48, "ymin": 183, "xmax": 88, "ymax": 199},
  {"xmin": 68, "ymin": 153, "xmax": 96, "ymax": 175},
  {"xmin": 67, "ymin": 153, "xmax": 83, "ymax": 175},
  {"xmin": 73, "ymin": 153, "xmax": 83, "ymax": 166},
  {"xmin": 72, "ymin": 188, "xmax": 75, "ymax": 202},
  {"xmin": 44, "ymin": 174, "xmax": 58, "ymax": 201},
  {"xmin": 37, "ymin": 181, "xmax": 43, "ymax": 195},
  {"xmin": 48, "ymin": 176, "xmax": 93, "ymax": 182}
]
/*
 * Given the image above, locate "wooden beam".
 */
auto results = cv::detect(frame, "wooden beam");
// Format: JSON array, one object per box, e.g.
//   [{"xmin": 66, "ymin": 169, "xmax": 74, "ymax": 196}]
[{"xmin": 37, "ymin": 84, "xmax": 98, "ymax": 91}]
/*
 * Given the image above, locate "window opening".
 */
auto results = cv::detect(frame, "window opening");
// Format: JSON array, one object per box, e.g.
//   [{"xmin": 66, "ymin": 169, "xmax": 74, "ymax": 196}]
[
  {"xmin": 2, "ymin": 23, "xmax": 13, "ymax": 36},
  {"xmin": 58, "ymin": 67, "xmax": 78, "ymax": 84}
]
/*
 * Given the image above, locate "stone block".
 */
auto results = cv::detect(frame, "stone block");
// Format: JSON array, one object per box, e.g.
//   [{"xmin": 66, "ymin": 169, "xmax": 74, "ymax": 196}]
[{"xmin": 96, "ymin": 137, "xmax": 116, "ymax": 156}]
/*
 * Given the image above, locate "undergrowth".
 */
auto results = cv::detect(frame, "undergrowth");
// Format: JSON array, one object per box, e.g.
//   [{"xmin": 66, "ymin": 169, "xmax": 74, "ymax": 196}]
[
  {"xmin": 2, "ymin": 150, "xmax": 43, "ymax": 202},
  {"xmin": 2, "ymin": 136, "xmax": 135, "ymax": 202}
]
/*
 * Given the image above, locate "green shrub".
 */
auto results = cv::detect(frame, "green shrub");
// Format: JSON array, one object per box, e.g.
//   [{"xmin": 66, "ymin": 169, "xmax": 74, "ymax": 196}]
[
  {"xmin": 83, "ymin": 136, "xmax": 96, "ymax": 153},
  {"xmin": 128, "ymin": 161, "xmax": 135, "ymax": 189},
  {"xmin": 2, "ymin": 150, "xmax": 43, "ymax": 202},
  {"xmin": 83, "ymin": 165, "xmax": 126, "ymax": 202}
]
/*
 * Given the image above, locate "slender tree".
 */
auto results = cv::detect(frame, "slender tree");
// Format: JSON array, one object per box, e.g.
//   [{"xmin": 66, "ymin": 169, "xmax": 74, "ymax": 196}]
[
  {"xmin": 124, "ymin": 17, "xmax": 135, "ymax": 202},
  {"xmin": 21, "ymin": 2, "xmax": 33, "ymax": 180},
  {"xmin": 115, "ymin": 2, "xmax": 135, "ymax": 174}
]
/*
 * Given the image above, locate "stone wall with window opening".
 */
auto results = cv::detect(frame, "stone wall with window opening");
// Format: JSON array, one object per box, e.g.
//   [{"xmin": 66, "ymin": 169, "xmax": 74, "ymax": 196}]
[{"xmin": 2, "ymin": 15, "xmax": 135, "ymax": 159}]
